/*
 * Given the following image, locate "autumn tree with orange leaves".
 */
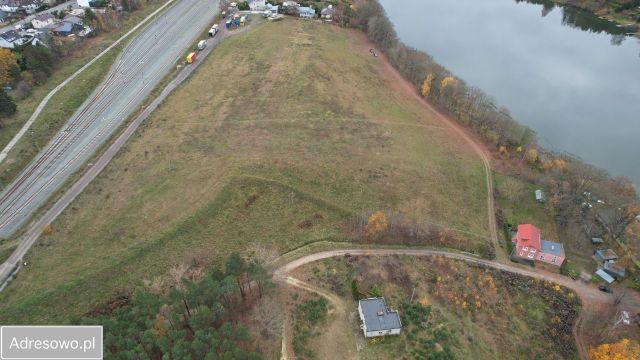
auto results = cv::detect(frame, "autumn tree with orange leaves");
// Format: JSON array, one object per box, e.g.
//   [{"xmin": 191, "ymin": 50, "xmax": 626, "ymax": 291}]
[
  {"xmin": 589, "ymin": 338, "xmax": 640, "ymax": 360},
  {"xmin": 366, "ymin": 211, "xmax": 388, "ymax": 238},
  {"xmin": 0, "ymin": 49, "xmax": 16, "ymax": 86}
]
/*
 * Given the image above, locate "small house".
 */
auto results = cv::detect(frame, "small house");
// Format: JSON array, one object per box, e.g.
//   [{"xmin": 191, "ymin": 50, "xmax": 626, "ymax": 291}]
[
  {"xmin": 603, "ymin": 261, "xmax": 626, "ymax": 280},
  {"xmin": 50, "ymin": 21, "xmax": 83, "ymax": 36},
  {"xmin": 594, "ymin": 248, "xmax": 618, "ymax": 264},
  {"xmin": 0, "ymin": 29, "xmax": 29, "ymax": 48},
  {"xmin": 62, "ymin": 15, "xmax": 83, "ymax": 26},
  {"xmin": 32, "ymin": 13, "xmax": 56, "ymax": 29},
  {"xmin": 298, "ymin": 6, "xmax": 314, "ymax": 19},
  {"xmin": 511, "ymin": 224, "xmax": 565, "ymax": 267},
  {"xmin": 0, "ymin": 0, "xmax": 38, "ymax": 13},
  {"xmin": 591, "ymin": 237, "xmax": 604, "ymax": 245},
  {"xmin": 358, "ymin": 297, "xmax": 401, "ymax": 338},
  {"xmin": 321, "ymin": 5, "xmax": 336, "ymax": 20},
  {"xmin": 535, "ymin": 189, "xmax": 545, "ymax": 203},
  {"xmin": 248, "ymin": 0, "xmax": 265, "ymax": 10},
  {"xmin": 266, "ymin": 3, "xmax": 278, "ymax": 15},
  {"xmin": 595, "ymin": 269, "xmax": 615, "ymax": 284}
]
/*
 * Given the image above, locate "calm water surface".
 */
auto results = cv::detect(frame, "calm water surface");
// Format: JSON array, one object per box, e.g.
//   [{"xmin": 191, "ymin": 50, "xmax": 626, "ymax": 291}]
[{"xmin": 380, "ymin": 0, "xmax": 640, "ymax": 185}]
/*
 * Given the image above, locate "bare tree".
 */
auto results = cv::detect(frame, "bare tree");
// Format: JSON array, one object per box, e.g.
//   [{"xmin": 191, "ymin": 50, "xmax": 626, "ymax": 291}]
[{"xmin": 254, "ymin": 296, "xmax": 283, "ymax": 338}]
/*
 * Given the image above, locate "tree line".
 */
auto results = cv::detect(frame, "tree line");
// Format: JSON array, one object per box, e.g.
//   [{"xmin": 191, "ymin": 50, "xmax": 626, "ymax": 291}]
[
  {"xmin": 78, "ymin": 252, "xmax": 270, "ymax": 359},
  {"xmin": 352, "ymin": 0, "xmax": 534, "ymax": 149}
]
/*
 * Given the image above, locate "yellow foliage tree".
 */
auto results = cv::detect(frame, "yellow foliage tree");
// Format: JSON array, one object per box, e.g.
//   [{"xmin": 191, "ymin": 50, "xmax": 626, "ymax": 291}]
[
  {"xmin": 440, "ymin": 76, "xmax": 456, "ymax": 89},
  {"xmin": 421, "ymin": 72, "xmax": 434, "ymax": 98},
  {"xmin": 41, "ymin": 224, "xmax": 53, "ymax": 236},
  {"xmin": 589, "ymin": 338, "xmax": 640, "ymax": 360},
  {"xmin": 366, "ymin": 211, "xmax": 388, "ymax": 237},
  {"xmin": 0, "ymin": 49, "xmax": 16, "ymax": 86},
  {"xmin": 498, "ymin": 145, "xmax": 507, "ymax": 155},
  {"xmin": 419, "ymin": 297, "xmax": 429, "ymax": 307},
  {"xmin": 525, "ymin": 149, "xmax": 538, "ymax": 165}
]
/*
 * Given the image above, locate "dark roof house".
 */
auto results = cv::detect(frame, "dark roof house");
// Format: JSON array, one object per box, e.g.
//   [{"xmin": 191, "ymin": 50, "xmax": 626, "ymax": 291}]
[
  {"xmin": 594, "ymin": 248, "xmax": 618, "ymax": 263},
  {"xmin": 357, "ymin": 297, "xmax": 401, "ymax": 338},
  {"xmin": 603, "ymin": 261, "xmax": 626, "ymax": 279}
]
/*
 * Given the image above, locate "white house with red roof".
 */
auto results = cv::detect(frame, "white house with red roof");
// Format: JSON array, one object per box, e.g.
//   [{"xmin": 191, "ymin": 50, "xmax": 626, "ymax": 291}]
[{"xmin": 512, "ymin": 224, "xmax": 565, "ymax": 267}]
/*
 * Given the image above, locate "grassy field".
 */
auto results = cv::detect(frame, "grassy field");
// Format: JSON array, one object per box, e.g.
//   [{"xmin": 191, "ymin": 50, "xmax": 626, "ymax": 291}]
[
  {"xmin": 0, "ymin": 19, "xmax": 488, "ymax": 323},
  {"xmin": 293, "ymin": 255, "xmax": 580, "ymax": 359},
  {"xmin": 0, "ymin": 0, "xmax": 169, "ymax": 189}
]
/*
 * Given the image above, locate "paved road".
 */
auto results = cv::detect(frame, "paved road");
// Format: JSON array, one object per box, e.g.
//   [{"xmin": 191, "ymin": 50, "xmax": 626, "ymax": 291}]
[
  {"xmin": 0, "ymin": 0, "xmax": 218, "ymax": 239},
  {"xmin": 0, "ymin": 1, "xmax": 79, "ymax": 34}
]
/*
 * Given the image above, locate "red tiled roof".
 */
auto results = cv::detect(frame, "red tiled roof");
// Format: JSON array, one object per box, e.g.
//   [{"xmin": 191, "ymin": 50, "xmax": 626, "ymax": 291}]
[{"xmin": 513, "ymin": 224, "xmax": 541, "ymax": 250}]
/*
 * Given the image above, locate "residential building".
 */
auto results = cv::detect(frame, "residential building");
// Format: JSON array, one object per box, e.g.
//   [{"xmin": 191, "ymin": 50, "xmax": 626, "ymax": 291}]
[
  {"xmin": 266, "ymin": 3, "xmax": 278, "ymax": 15},
  {"xmin": 594, "ymin": 248, "xmax": 618, "ymax": 264},
  {"xmin": 62, "ymin": 14, "xmax": 83, "ymax": 26},
  {"xmin": 0, "ymin": 0, "xmax": 39, "ymax": 13},
  {"xmin": 0, "ymin": 29, "xmax": 29, "ymax": 48},
  {"xmin": 76, "ymin": 0, "xmax": 89, "ymax": 7},
  {"xmin": 248, "ymin": 0, "xmax": 265, "ymax": 10},
  {"xmin": 50, "ymin": 20, "xmax": 82, "ymax": 36},
  {"xmin": 298, "ymin": 6, "xmax": 314, "ymax": 18},
  {"xmin": 321, "ymin": 5, "xmax": 336, "ymax": 20},
  {"xmin": 32, "ymin": 13, "xmax": 55, "ymax": 29},
  {"xmin": 511, "ymin": 224, "xmax": 565, "ymax": 266},
  {"xmin": 357, "ymin": 297, "xmax": 401, "ymax": 338}
]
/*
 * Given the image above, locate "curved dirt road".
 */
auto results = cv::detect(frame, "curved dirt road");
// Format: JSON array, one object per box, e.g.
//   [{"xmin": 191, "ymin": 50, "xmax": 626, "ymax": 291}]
[{"xmin": 275, "ymin": 248, "xmax": 640, "ymax": 360}]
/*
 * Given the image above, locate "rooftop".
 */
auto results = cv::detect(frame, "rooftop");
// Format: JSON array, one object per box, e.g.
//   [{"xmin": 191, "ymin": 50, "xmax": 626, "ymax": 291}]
[
  {"xmin": 595, "ymin": 248, "xmax": 618, "ymax": 261},
  {"xmin": 0, "ymin": 29, "xmax": 21, "ymax": 42},
  {"xmin": 540, "ymin": 239, "xmax": 563, "ymax": 256},
  {"xmin": 34, "ymin": 13, "xmax": 55, "ymax": 21},
  {"xmin": 359, "ymin": 297, "xmax": 401, "ymax": 332}
]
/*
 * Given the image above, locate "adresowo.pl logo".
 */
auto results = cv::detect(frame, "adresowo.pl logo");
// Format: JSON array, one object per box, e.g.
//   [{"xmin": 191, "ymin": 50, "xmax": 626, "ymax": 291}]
[{"xmin": 1, "ymin": 326, "xmax": 102, "ymax": 360}]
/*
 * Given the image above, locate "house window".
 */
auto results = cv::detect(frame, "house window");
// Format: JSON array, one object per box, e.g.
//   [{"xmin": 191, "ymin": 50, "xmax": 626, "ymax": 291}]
[
  {"xmin": 530, "ymin": 248, "xmax": 536, "ymax": 253},
  {"xmin": 552, "ymin": 256, "xmax": 557, "ymax": 263},
  {"xmin": 528, "ymin": 253, "xmax": 534, "ymax": 259},
  {"xmin": 523, "ymin": 247, "xmax": 529, "ymax": 251},
  {"xmin": 539, "ymin": 254, "xmax": 545, "ymax": 261},
  {"xmin": 519, "ymin": 252, "xmax": 524, "ymax": 257}
]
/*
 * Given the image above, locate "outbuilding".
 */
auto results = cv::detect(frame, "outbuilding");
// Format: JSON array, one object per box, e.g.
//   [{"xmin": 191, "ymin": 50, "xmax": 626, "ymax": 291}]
[
  {"xmin": 535, "ymin": 189, "xmax": 545, "ymax": 203},
  {"xmin": 594, "ymin": 248, "xmax": 618, "ymax": 264},
  {"xmin": 595, "ymin": 269, "xmax": 614, "ymax": 284},
  {"xmin": 298, "ymin": 6, "xmax": 315, "ymax": 19},
  {"xmin": 358, "ymin": 297, "xmax": 401, "ymax": 338}
]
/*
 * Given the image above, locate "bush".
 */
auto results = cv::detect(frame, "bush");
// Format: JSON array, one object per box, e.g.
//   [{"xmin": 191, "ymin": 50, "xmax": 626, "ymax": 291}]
[
  {"xmin": 0, "ymin": 89, "xmax": 16, "ymax": 118},
  {"xmin": 237, "ymin": 1, "xmax": 250, "ymax": 10}
]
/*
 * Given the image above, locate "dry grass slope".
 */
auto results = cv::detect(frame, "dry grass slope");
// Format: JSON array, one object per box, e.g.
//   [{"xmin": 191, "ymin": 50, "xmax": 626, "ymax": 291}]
[{"xmin": 0, "ymin": 19, "xmax": 488, "ymax": 323}]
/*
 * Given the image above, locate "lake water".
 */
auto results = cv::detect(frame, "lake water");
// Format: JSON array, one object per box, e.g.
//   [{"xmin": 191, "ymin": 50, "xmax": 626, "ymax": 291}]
[{"xmin": 380, "ymin": 0, "xmax": 640, "ymax": 185}]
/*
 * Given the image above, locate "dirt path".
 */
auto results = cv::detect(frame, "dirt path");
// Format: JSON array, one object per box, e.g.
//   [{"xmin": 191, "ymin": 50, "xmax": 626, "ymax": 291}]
[
  {"xmin": 274, "ymin": 247, "xmax": 640, "ymax": 360},
  {"xmin": 277, "ymin": 276, "xmax": 353, "ymax": 360},
  {"xmin": 353, "ymin": 33, "xmax": 502, "ymax": 261}
]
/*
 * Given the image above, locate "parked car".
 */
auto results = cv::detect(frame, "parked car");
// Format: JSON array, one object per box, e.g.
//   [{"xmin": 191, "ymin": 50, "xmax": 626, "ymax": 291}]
[{"xmin": 598, "ymin": 285, "xmax": 612, "ymax": 293}]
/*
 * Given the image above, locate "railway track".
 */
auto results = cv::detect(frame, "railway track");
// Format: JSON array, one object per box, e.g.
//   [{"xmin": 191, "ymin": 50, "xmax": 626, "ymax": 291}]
[{"xmin": 0, "ymin": 0, "xmax": 219, "ymax": 237}]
